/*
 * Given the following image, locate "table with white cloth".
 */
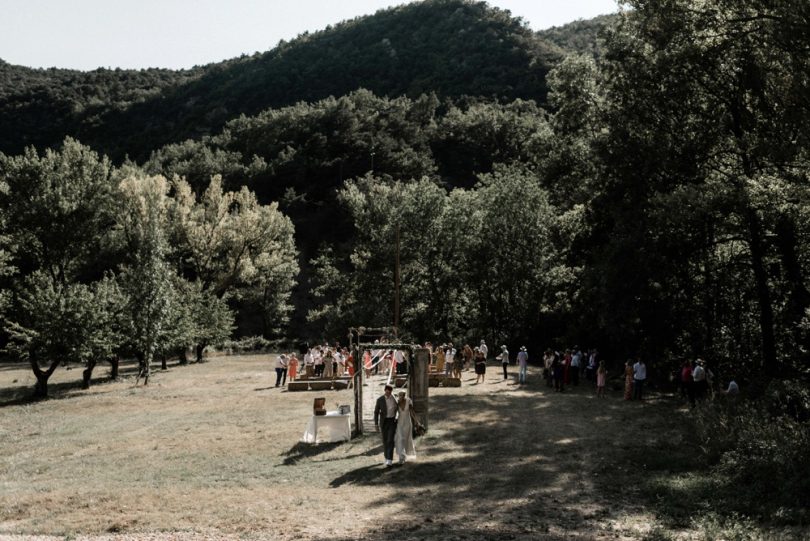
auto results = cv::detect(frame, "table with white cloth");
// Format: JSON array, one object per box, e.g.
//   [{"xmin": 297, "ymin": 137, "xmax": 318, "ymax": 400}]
[{"xmin": 301, "ymin": 411, "xmax": 352, "ymax": 443}]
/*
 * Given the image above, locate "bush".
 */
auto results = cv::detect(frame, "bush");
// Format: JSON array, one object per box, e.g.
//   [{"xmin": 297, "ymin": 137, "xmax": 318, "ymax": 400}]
[
  {"xmin": 693, "ymin": 379, "xmax": 810, "ymax": 520},
  {"xmin": 222, "ymin": 335, "xmax": 273, "ymax": 354}
]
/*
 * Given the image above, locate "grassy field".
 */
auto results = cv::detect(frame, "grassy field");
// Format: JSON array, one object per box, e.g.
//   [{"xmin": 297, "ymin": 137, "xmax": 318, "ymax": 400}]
[{"xmin": 0, "ymin": 356, "xmax": 800, "ymax": 540}]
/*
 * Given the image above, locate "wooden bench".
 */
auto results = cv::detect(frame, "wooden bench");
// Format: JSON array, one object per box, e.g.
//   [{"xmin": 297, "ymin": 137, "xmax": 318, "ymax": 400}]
[
  {"xmin": 428, "ymin": 374, "xmax": 461, "ymax": 387},
  {"xmin": 287, "ymin": 381, "xmax": 310, "ymax": 391}
]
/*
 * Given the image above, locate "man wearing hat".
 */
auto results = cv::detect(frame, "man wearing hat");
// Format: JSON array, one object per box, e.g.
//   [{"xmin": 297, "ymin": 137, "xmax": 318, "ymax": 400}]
[
  {"xmin": 374, "ymin": 384, "xmax": 398, "ymax": 466},
  {"xmin": 517, "ymin": 346, "xmax": 529, "ymax": 384}
]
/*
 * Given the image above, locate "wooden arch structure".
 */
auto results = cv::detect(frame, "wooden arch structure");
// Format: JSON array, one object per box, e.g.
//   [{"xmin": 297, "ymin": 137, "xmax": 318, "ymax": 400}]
[{"xmin": 348, "ymin": 327, "xmax": 430, "ymax": 436}]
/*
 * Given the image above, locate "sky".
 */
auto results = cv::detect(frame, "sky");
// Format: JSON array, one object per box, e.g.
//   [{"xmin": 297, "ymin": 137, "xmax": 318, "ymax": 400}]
[{"xmin": 0, "ymin": 0, "xmax": 620, "ymax": 71}]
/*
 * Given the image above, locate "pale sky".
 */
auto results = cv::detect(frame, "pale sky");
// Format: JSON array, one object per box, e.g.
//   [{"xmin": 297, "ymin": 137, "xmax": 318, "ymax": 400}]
[{"xmin": 0, "ymin": 0, "xmax": 619, "ymax": 71}]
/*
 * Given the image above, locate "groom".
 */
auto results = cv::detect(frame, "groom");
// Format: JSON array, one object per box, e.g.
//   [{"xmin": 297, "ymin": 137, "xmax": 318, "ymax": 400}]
[{"xmin": 374, "ymin": 384, "xmax": 398, "ymax": 467}]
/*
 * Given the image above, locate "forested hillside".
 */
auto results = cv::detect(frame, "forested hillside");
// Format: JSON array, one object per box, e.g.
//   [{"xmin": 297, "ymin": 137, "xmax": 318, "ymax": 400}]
[
  {"xmin": 536, "ymin": 13, "xmax": 618, "ymax": 56},
  {"xmin": 0, "ymin": 0, "xmax": 562, "ymax": 162}
]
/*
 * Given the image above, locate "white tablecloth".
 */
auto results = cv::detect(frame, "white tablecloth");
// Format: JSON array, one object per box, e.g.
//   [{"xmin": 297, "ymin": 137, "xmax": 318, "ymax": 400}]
[{"xmin": 301, "ymin": 412, "xmax": 352, "ymax": 443}]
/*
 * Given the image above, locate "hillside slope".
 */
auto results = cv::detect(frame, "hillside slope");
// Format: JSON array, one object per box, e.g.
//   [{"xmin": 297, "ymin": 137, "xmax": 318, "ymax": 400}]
[{"xmin": 0, "ymin": 0, "xmax": 565, "ymax": 161}]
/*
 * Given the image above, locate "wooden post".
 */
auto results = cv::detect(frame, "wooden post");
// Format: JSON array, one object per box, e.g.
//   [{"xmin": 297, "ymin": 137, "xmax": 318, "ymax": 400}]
[
  {"xmin": 410, "ymin": 347, "xmax": 429, "ymax": 430},
  {"xmin": 394, "ymin": 225, "xmax": 400, "ymax": 338},
  {"xmin": 353, "ymin": 345, "xmax": 363, "ymax": 436}
]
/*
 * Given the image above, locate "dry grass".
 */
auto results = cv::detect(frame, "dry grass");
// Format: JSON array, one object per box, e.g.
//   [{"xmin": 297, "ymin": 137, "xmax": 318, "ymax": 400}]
[{"xmin": 0, "ymin": 356, "xmax": 790, "ymax": 541}]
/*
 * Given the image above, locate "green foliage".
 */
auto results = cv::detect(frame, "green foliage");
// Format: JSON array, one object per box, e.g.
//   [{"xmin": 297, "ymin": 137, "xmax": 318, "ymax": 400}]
[
  {"xmin": 171, "ymin": 175, "xmax": 298, "ymax": 322},
  {"xmin": 693, "ymin": 385, "xmax": 810, "ymax": 519},
  {"xmin": 0, "ymin": 60, "xmax": 201, "ymax": 159},
  {"xmin": 0, "ymin": 137, "xmax": 118, "ymax": 281},
  {"xmin": 116, "ymin": 174, "xmax": 176, "ymax": 370},
  {"xmin": 536, "ymin": 14, "xmax": 617, "ymax": 58},
  {"xmin": 308, "ymin": 167, "xmax": 576, "ymax": 346},
  {"xmin": 222, "ymin": 335, "xmax": 273, "ymax": 354},
  {"xmin": 573, "ymin": 0, "xmax": 810, "ymax": 365},
  {"xmin": 5, "ymin": 272, "xmax": 124, "ymax": 368},
  {"xmin": 0, "ymin": 0, "xmax": 564, "ymax": 162}
]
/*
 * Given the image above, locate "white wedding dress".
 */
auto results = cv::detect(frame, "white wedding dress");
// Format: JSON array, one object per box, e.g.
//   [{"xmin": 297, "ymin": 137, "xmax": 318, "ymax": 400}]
[{"xmin": 395, "ymin": 398, "xmax": 416, "ymax": 462}]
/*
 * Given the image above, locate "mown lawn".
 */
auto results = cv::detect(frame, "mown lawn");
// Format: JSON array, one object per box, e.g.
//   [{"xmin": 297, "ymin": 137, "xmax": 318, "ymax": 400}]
[{"xmin": 0, "ymin": 356, "xmax": 799, "ymax": 540}]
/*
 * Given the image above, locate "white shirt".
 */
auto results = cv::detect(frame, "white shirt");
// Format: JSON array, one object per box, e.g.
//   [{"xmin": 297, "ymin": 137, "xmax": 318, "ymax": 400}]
[
  {"xmin": 276, "ymin": 355, "xmax": 288, "ymax": 369},
  {"xmin": 633, "ymin": 361, "xmax": 647, "ymax": 380},
  {"xmin": 517, "ymin": 351, "xmax": 528, "ymax": 366},
  {"xmin": 726, "ymin": 381, "xmax": 739, "ymax": 395},
  {"xmin": 479, "ymin": 343, "xmax": 488, "ymax": 358},
  {"xmin": 498, "ymin": 349, "xmax": 509, "ymax": 362},
  {"xmin": 385, "ymin": 394, "xmax": 398, "ymax": 418},
  {"xmin": 571, "ymin": 352, "xmax": 582, "ymax": 367},
  {"xmin": 692, "ymin": 365, "xmax": 706, "ymax": 382}
]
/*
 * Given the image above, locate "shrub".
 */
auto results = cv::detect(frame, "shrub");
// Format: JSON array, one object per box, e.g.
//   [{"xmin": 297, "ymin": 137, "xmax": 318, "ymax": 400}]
[
  {"xmin": 693, "ymin": 379, "xmax": 810, "ymax": 520},
  {"xmin": 222, "ymin": 335, "xmax": 273, "ymax": 354}
]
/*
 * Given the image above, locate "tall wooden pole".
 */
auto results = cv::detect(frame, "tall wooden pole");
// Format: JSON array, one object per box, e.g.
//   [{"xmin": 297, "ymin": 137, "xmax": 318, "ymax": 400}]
[{"xmin": 394, "ymin": 225, "xmax": 400, "ymax": 338}]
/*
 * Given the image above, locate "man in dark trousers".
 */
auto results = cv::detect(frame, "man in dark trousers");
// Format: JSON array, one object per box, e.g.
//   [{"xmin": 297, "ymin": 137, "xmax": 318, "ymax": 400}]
[{"xmin": 374, "ymin": 384, "xmax": 398, "ymax": 467}]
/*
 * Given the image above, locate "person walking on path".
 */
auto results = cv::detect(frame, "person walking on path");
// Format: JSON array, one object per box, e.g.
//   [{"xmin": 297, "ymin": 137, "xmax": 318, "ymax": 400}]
[
  {"xmin": 275, "ymin": 354, "xmax": 288, "ymax": 387},
  {"xmin": 517, "ymin": 346, "xmax": 528, "ymax": 384},
  {"xmin": 633, "ymin": 357, "xmax": 647, "ymax": 400},
  {"xmin": 498, "ymin": 345, "xmax": 509, "ymax": 381},
  {"xmin": 394, "ymin": 391, "xmax": 416, "ymax": 464},
  {"xmin": 374, "ymin": 384, "xmax": 399, "ymax": 467},
  {"xmin": 624, "ymin": 360, "xmax": 634, "ymax": 400}
]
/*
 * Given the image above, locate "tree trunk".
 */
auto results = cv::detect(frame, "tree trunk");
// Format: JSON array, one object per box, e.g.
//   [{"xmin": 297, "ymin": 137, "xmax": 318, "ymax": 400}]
[
  {"xmin": 82, "ymin": 359, "xmax": 97, "ymax": 389},
  {"xmin": 196, "ymin": 344, "xmax": 205, "ymax": 363},
  {"xmin": 161, "ymin": 354, "xmax": 167, "ymax": 371},
  {"xmin": 745, "ymin": 208, "xmax": 778, "ymax": 376},
  {"xmin": 135, "ymin": 352, "xmax": 150, "ymax": 386},
  {"xmin": 774, "ymin": 215, "xmax": 810, "ymax": 356},
  {"xmin": 29, "ymin": 351, "xmax": 60, "ymax": 400},
  {"xmin": 178, "ymin": 348, "xmax": 188, "ymax": 365},
  {"xmin": 109, "ymin": 356, "xmax": 119, "ymax": 380}
]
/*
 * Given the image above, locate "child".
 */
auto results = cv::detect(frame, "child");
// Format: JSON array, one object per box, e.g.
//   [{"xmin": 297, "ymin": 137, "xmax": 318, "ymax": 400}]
[{"xmin": 596, "ymin": 360, "xmax": 607, "ymax": 398}]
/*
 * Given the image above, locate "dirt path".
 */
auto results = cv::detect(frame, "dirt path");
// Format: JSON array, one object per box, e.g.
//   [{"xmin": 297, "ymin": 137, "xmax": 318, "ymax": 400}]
[{"xmin": 0, "ymin": 356, "xmax": 695, "ymax": 540}]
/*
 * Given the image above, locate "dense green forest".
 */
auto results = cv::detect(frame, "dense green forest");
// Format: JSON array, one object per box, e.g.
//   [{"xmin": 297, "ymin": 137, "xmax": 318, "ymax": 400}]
[{"xmin": 0, "ymin": 0, "xmax": 568, "ymax": 162}]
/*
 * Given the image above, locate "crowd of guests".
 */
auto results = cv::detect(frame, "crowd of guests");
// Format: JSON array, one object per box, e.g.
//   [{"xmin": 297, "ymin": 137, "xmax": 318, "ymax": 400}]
[
  {"xmin": 274, "ymin": 341, "xmax": 740, "ymax": 409},
  {"xmin": 274, "ymin": 344, "xmax": 358, "ymax": 387},
  {"xmin": 675, "ymin": 358, "xmax": 739, "ymax": 407},
  {"xmin": 540, "ymin": 348, "xmax": 602, "ymax": 392}
]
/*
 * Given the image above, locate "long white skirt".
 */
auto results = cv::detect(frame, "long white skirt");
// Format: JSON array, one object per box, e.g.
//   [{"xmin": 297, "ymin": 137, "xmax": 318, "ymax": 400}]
[{"xmin": 395, "ymin": 409, "xmax": 416, "ymax": 461}]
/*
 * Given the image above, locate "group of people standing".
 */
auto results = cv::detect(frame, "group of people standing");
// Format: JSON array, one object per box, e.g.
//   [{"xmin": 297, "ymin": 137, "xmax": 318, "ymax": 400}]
[
  {"xmin": 275, "ymin": 344, "xmax": 357, "ymax": 387},
  {"xmin": 623, "ymin": 358, "xmax": 647, "ymax": 400},
  {"xmin": 542, "ymin": 348, "xmax": 603, "ymax": 393}
]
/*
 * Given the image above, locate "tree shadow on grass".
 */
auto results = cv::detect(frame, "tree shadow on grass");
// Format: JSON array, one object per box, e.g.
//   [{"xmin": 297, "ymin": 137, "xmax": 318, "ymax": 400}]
[
  {"xmin": 0, "ymin": 359, "xmax": 174, "ymax": 408},
  {"xmin": 325, "ymin": 379, "xmax": 709, "ymax": 540},
  {"xmin": 283, "ymin": 441, "xmax": 346, "ymax": 466}
]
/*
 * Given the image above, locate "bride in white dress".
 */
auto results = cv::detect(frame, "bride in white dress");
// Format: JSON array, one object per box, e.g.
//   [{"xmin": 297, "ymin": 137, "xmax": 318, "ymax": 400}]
[{"xmin": 395, "ymin": 392, "xmax": 416, "ymax": 463}]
